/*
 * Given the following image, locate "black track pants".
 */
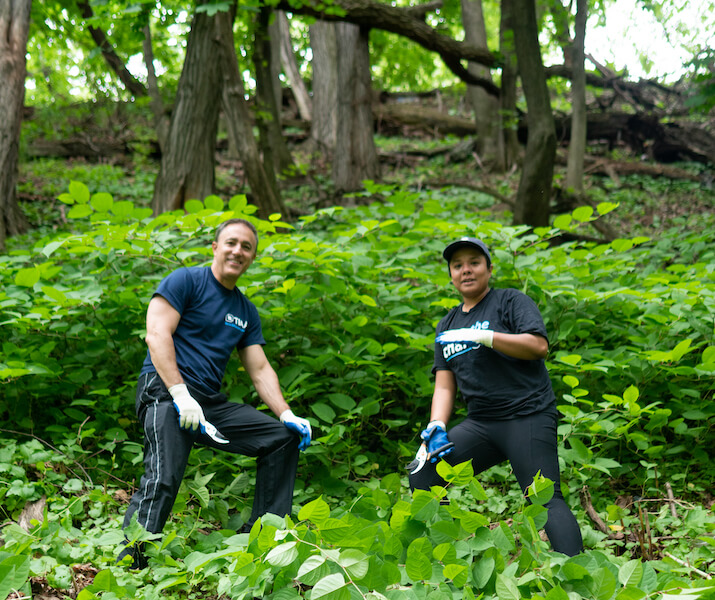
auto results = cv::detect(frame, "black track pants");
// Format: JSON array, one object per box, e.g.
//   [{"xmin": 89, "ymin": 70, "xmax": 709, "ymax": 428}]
[
  {"xmin": 122, "ymin": 372, "xmax": 300, "ymax": 534},
  {"xmin": 409, "ymin": 410, "xmax": 583, "ymax": 556}
]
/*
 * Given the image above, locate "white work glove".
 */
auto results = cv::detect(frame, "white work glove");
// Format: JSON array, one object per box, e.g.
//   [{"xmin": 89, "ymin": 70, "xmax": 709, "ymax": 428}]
[
  {"xmin": 169, "ymin": 383, "xmax": 205, "ymax": 431},
  {"xmin": 280, "ymin": 409, "xmax": 312, "ymax": 451},
  {"xmin": 436, "ymin": 327, "xmax": 494, "ymax": 348}
]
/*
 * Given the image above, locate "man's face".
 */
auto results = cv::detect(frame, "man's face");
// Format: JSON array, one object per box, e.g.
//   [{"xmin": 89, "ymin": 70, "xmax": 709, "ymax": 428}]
[
  {"xmin": 449, "ymin": 247, "xmax": 492, "ymax": 299},
  {"xmin": 211, "ymin": 223, "xmax": 257, "ymax": 285}
]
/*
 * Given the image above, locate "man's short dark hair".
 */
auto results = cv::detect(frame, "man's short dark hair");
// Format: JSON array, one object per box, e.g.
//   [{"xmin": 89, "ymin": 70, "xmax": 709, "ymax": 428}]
[{"xmin": 214, "ymin": 218, "xmax": 259, "ymax": 247}]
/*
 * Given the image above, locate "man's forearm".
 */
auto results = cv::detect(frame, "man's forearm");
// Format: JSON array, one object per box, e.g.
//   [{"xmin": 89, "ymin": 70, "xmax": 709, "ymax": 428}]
[
  {"xmin": 147, "ymin": 333, "xmax": 184, "ymax": 388},
  {"xmin": 251, "ymin": 366, "xmax": 290, "ymax": 417}
]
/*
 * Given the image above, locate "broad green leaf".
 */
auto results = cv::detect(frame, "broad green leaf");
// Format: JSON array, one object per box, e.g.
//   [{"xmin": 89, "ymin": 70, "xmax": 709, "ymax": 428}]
[
  {"xmin": 495, "ymin": 572, "xmax": 521, "ymax": 600},
  {"xmin": 618, "ymin": 559, "xmax": 643, "ymax": 586},
  {"xmin": 91, "ymin": 192, "xmax": 113, "ymax": 212},
  {"xmin": 410, "ymin": 490, "xmax": 439, "ymax": 521},
  {"xmin": 572, "ymin": 206, "xmax": 594, "ymax": 222},
  {"xmin": 338, "ymin": 549, "xmax": 369, "ymax": 580},
  {"xmin": 553, "ymin": 214, "xmax": 572, "ymax": 230},
  {"xmin": 297, "ymin": 555, "xmax": 328, "ymax": 586},
  {"xmin": 563, "ymin": 375, "xmax": 580, "ymax": 388},
  {"xmin": 15, "ymin": 267, "xmax": 40, "ymax": 287},
  {"xmin": 443, "ymin": 563, "xmax": 468, "ymax": 587},
  {"xmin": 69, "ymin": 180, "xmax": 90, "ymax": 203},
  {"xmin": 311, "ymin": 573, "xmax": 349, "ymax": 600},
  {"xmin": 185, "ymin": 199, "xmax": 204, "ymax": 213},
  {"xmin": 472, "ymin": 556, "xmax": 496, "ymax": 589},
  {"xmin": 68, "ymin": 204, "xmax": 93, "ymax": 219},
  {"xmin": 405, "ymin": 551, "xmax": 432, "ymax": 581},
  {"xmin": 311, "ymin": 402, "xmax": 336, "ymax": 423},
  {"xmin": 0, "ymin": 555, "xmax": 31, "ymax": 600},
  {"xmin": 589, "ymin": 567, "xmax": 618, "ymax": 600},
  {"xmin": 42, "ymin": 285, "xmax": 67, "ymax": 304},
  {"xmin": 204, "ymin": 195, "xmax": 224, "ymax": 211},
  {"xmin": 266, "ymin": 541, "xmax": 298, "ymax": 567},
  {"xmin": 298, "ymin": 496, "xmax": 330, "ymax": 525}
]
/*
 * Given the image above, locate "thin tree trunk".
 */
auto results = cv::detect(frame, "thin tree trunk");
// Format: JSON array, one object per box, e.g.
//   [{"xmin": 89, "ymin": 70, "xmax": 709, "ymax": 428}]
[
  {"xmin": 151, "ymin": 4, "xmax": 221, "ymax": 214},
  {"xmin": 142, "ymin": 19, "xmax": 169, "ymax": 152},
  {"xmin": 333, "ymin": 23, "xmax": 379, "ymax": 194},
  {"xmin": 215, "ymin": 11, "xmax": 285, "ymax": 218},
  {"xmin": 461, "ymin": 0, "xmax": 498, "ymax": 161},
  {"xmin": 76, "ymin": 0, "xmax": 147, "ymax": 98},
  {"xmin": 512, "ymin": 0, "xmax": 556, "ymax": 227},
  {"xmin": 254, "ymin": 6, "xmax": 294, "ymax": 175},
  {"xmin": 566, "ymin": 0, "xmax": 587, "ymax": 193},
  {"xmin": 276, "ymin": 11, "xmax": 311, "ymax": 121},
  {"xmin": 309, "ymin": 21, "xmax": 338, "ymax": 152},
  {"xmin": 497, "ymin": 0, "xmax": 519, "ymax": 172},
  {"xmin": 0, "ymin": 0, "xmax": 31, "ymax": 249}
]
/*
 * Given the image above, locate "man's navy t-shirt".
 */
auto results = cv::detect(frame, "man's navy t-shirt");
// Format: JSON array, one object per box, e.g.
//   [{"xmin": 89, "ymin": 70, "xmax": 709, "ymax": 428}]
[
  {"xmin": 433, "ymin": 288, "xmax": 555, "ymax": 419},
  {"xmin": 140, "ymin": 267, "xmax": 264, "ymax": 396}
]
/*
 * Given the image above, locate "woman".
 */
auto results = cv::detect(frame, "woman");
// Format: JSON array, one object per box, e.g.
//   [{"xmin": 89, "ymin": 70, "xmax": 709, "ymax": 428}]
[{"xmin": 409, "ymin": 236, "xmax": 582, "ymax": 556}]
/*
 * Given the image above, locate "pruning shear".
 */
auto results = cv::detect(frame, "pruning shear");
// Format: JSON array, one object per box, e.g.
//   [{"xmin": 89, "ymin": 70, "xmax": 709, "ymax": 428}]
[
  {"xmin": 200, "ymin": 420, "xmax": 229, "ymax": 444},
  {"xmin": 405, "ymin": 442, "xmax": 455, "ymax": 475}
]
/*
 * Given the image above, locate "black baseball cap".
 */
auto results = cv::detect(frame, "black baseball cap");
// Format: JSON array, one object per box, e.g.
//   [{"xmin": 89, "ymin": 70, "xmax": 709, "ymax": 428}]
[{"xmin": 443, "ymin": 237, "xmax": 492, "ymax": 266}]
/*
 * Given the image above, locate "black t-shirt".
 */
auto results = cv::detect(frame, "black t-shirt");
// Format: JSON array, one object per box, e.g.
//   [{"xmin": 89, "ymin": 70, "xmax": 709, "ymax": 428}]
[{"xmin": 433, "ymin": 288, "xmax": 555, "ymax": 419}]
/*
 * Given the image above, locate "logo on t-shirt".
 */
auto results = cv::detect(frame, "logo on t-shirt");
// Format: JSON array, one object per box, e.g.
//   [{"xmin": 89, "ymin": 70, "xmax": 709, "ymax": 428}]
[
  {"xmin": 443, "ymin": 342, "xmax": 472, "ymax": 361},
  {"xmin": 225, "ymin": 313, "xmax": 248, "ymax": 332}
]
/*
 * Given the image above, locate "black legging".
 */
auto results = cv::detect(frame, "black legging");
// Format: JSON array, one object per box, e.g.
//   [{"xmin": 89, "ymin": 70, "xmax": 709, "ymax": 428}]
[{"xmin": 409, "ymin": 409, "xmax": 583, "ymax": 556}]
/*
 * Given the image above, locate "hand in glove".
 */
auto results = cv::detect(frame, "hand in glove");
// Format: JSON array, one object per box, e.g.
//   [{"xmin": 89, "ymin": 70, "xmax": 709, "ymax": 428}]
[
  {"xmin": 280, "ymin": 409, "xmax": 312, "ymax": 451},
  {"xmin": 436, "ymin": 327, "xmax": 494, "ymax": 348},
  {"xmin": 420, "ymin": 420, "xmax": 453, "ymax": 463},
  {"xmin": 169, "ymin": 383, "xmax": 205, "ymax": 431}
]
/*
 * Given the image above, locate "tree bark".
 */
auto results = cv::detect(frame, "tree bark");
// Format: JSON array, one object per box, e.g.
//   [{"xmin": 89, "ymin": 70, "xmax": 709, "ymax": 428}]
[
  {"xmin": 253, "ymin": 6, "xmax": 294, "ymax": 175},
  {"xmin": 461, "ymin": 0, "xmax": 498, "ymax": 160},
  {"xmin": 566, "ymin": 0, "xmax": 587, "ymax": 193},
  {"xmin": 309, "ymin": 21, "xmax": 338, "ymax": 152},
  {"xmin": 76, "ymin": 0, "xmax": 147, "ymax": 98},
  {"xmin": 333, "ymin": 23, "xmax": 380, "ymax": 194},
  {"xmin": 151, "ymin": 4, "xmax": 221, "ymax": 214},
  {"xmin": 142, "ymin": 19, "xmax": 169, "ymax": 152},
  {"xmin": 511, "ymin": 0, "xmax": 556, "ymax": 227},
  {"xmin": 215, "ymin": 11, "xmax": 285, "ymax": 218},
  {"xmin": 275, "ymin": 11, "xmax": 311, "ymax": 121},
  {"xmin": 0, "ymin": 0, "xmax": 31, "ymax": 249},
  {"xmin": 497, "ymin": 0, "xmax": 520, "ymax": 172}
]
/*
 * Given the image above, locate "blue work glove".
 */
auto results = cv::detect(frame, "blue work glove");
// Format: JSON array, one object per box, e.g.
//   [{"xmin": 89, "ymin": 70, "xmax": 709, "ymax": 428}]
[
  {"xmin": 280, "ymin": 409, "xmax": 312, "ymax": 451},
  {"xmin": 420, "ymin": 420, "xmax": 454, "ymax": 463}
]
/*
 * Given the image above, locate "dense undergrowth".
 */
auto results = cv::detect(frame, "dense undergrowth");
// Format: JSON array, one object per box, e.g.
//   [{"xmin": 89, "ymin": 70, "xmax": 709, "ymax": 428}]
[{"xmin": 1, "ymin": 154, "xmax": 714, "ymax": 599}]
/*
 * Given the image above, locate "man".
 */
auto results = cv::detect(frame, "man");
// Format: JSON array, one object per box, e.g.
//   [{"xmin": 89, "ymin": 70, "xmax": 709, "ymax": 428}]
[{"xmin": 118, "ymin": 218, "xmax": 311, "ymax": 568}]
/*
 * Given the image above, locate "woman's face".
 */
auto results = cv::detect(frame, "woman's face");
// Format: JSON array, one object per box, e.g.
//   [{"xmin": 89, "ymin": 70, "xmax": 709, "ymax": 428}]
[{"xmin": 449, "ymin": 247, "xmax": 492, "ymax": 302}]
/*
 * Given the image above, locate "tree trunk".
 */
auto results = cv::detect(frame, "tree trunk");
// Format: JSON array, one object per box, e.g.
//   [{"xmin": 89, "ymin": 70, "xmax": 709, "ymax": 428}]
[
  {"xmin": 253, "ymin": 6, "xmax": 294, "ymax": 175},
  {"xmin": 461, "ymin": 0, "xmax": 498, "ymax": 161},
  {"xmin": 276, "ymin": 11, "xmax": 311, "ymax": 121},
  {"xmin": 309, "ymin": 21, "xmax": 338, "ymax": 152},
  {"xmin": 497, "ymin": 0, "xmax": 519, "ymax": 172},
  {"xmin": 215, "ymin": 11, "xmax": 285, "ymax": 218},
  {"xmin": 566, "ymin": 0, "xmax": 587, "ymax": 193},
  {"xmin": 333, "ymin": 23, "xmax": 380, "ymax": 194},
  {"xmin": 511, "ymin": 0, "xmax": 556, "ymax": 227},
  {"xmin": 0, "ymin": 0, "xmax": 31, "ymax": 250},
  {"xmin": 151, "ymin": 4, "xmax": 221, "ymax": 214},
  {"xmin": 142, "ymin": 19, "xmax": 169, "ymax": 152}
]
